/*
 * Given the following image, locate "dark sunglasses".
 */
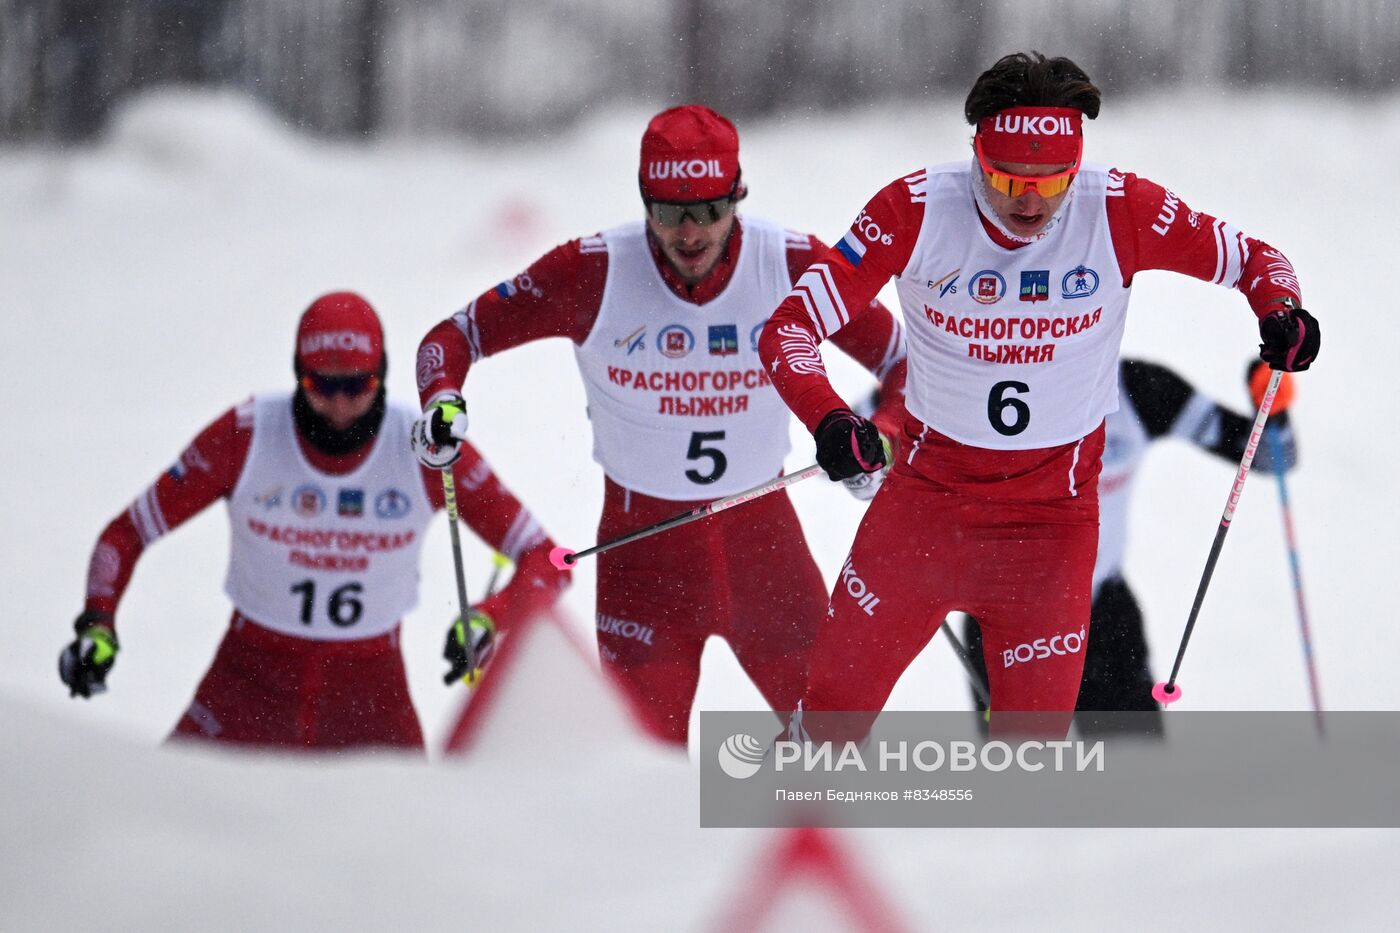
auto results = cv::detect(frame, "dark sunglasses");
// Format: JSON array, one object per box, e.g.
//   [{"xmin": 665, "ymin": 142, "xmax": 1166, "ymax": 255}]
[
  {"xmin": 645, "ymin": 196, "xmax": 737, "ymax": 228},
  {"xmin": 300, "ymin": 372, "xmax": 381, "ymax": 397}
]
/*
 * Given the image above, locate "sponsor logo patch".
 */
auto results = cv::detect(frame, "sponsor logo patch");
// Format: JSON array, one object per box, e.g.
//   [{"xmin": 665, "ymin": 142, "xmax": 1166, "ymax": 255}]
[
  {"xmin": 1019, "ymin": 270, "xmax": 1050, "ymax": 303},
  {"xmin": 970, "ymin": 270, "xmax": 1006, "ymax": 305},
  {"xmin": 375, "ymin": 488, "xmax": 412, "ymax": 520},
  {"xmin": 1061, "ymin": 265, "xmax": 1100, "ymax": 299},
  {"xmin": 708, "ymin": 324, "xmax": 739, "ymax": 356},
  {"xmin": 614, "ymin": 325, "xmax": 646, "ymax": 356},
  {"xmin": 927, "ymin": 269, "xmax": 960, "ymax": 297},
  {"xmin": 657, "ymin": 324, "xmax": 695, "ymax": 359},
  {"xmin": 337, "ymin": 488, "xmax": 364, "ymax": 518},
  {"xmin": 291, "ymin": 485, "xmax": 326, "ymax": 518}
]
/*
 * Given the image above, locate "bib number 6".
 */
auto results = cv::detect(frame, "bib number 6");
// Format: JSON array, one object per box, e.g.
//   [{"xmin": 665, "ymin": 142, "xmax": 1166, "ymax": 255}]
[{"xmin": 987, "ymin": 381, "xmax": 1030, "ymax": 436}]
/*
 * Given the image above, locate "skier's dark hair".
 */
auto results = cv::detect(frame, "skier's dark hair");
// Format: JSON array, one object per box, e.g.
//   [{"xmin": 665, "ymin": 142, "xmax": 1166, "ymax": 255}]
[{"xmin": 964, "ymin": 52, "xmax": 1102, "ymax": 125}]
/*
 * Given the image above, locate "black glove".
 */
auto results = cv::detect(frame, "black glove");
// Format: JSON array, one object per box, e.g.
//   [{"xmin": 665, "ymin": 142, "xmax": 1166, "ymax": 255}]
[
  {"xmin": 1258, "ymin": 303, "xmax": 1319, "ymax": 372},
  {"xmin": 442, "ymin": 611, "xmax": 496, "ymax": 686},
  {"xmin": 814, "ymin": 408, "xmax": 887, "ymax": 482},
  {"xmin": 59, "ymin": 610, "xmax": 119, "ymax": 699}
]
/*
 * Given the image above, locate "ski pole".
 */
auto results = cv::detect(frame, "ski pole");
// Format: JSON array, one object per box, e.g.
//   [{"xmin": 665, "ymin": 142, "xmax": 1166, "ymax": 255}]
[
  {"xmin": 941, "ymin": 616, "xmax": 990, "ymax": 707},
  {"xmin": 1267, "ymin": 426, "xmax": 1324, "ymax": 733},
  {"xmin": 549, "ymin": 464, "xmax": 825, "ymax": 569},
  {"xmin": 1154, "ymin": 368, "xmax": 1283, "ymax": 705},
  {"xmin": 440, "ymin": 469, "xmax": 476, "ymax": 677}
]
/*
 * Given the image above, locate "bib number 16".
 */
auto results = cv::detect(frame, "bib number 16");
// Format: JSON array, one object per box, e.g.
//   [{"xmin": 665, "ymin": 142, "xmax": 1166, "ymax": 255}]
[{"xmin": 987, "ymin": 381, "xmax": 1030, "ymax": 436}]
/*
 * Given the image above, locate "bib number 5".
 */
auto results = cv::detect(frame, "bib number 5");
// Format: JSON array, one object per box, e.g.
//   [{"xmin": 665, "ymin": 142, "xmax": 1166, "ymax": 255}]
[
  {"xmin": 685, "ymin": 431, "xmax": 727, "ymax": 484},
  {"xmin": 987, "ymin": 381, "xmax": 1030, "ymax": 436}
]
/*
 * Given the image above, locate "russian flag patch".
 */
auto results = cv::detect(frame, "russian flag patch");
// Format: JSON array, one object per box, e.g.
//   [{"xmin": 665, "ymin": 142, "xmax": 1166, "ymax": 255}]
[{"xmin": 836, "ymin": 231, "xmax": 867, "ymax": 267}]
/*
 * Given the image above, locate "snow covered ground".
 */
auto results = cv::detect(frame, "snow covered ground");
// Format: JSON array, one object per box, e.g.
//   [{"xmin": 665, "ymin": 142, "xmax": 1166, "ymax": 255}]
[{"xmin": 2, "ymin": 88, "xmax": 1397, "ymax": 930}]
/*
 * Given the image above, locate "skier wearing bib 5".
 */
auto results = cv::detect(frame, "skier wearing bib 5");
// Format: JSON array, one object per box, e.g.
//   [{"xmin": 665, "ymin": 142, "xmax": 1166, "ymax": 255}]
[
  {"xmin": 760, "ymin": 52, "xmax": 1320, "ymax": 734},
  {"xmin": 412, "ymin": 105, "xmax": 908, "ymax": 745},
  {"xmin": 61, "ymin": 293, "xmax": 568, "ymax": 750}
]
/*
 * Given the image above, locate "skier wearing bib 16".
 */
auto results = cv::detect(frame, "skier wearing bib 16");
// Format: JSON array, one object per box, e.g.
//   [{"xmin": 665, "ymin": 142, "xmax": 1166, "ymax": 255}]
[
  {"xmin": 60, "ymin": 293, "xmax": 569, "ymax": 750},
  {"xmin": 759, "ymin": 52, "xmax": 1320, "ymax": 734},
  {"xmin": 412, "ymin": 105, "xmax": 908, "ymax": 746}
]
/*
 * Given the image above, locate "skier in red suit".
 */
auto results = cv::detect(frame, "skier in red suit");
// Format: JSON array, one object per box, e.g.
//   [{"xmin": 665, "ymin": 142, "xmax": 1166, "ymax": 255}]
[
  {"xmin": 759, "ymin": 53, "xmax": 1321, "ymax": 736},
  {"xmin": 60, "ymin": 293, "xmax": 568, "ymax": 751},
  {"xmin": 412, "ymin": 106, "xmax": 908, "ymax": 745}
]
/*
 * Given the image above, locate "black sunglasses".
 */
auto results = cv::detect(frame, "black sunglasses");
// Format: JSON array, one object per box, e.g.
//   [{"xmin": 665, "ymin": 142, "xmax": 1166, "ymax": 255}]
[
  {"xmin": 300, "ymin": 372, "xmax": 381, "ymax": 397},
  {"xmin": 645, "ymin": 196, "xmax": 737, "ymax": 228}
]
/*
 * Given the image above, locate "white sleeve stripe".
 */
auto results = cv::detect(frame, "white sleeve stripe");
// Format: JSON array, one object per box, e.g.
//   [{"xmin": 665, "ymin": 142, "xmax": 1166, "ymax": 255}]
[
  {"xmin": 816, "ymin": 263, "xmax": 850, "ymax": 326},
  {"xmin": 128, "ymin": 488, "xmax": 168, "ymax": 545},
  {"xmin": 795, "ymin": 286, "xmax": 828, "ymax": 340},
  {"xmin": 803, "ymin": 263, "xmax": 850, "ymax": 332},
  {"xmin": 451, "ymin": 301, "xmax": 482, "ymax": 362},
  {"xmin": 1211, "ymin": 221, "xmax": 1228, "ymax": 285},
  {"xmin": 500, "ymin": 512, "xmax": 543, "ymax": 561},
  {"xmin": 1228, "ymin": 229, "xmax": 1247, "ymax": 289}
]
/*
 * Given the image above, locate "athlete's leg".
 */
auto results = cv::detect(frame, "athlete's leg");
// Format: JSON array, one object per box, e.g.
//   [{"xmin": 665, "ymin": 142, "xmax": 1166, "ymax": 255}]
[
  {"xmin": 594, "ymin": 480, "xmax": 714, "ymax": 746},
  {"xmin": 312, "ymin": 634, "xmax": 426, "ymax": 751},
  {"xmin": 721, "ymin": 490, "xmax": 826, "ymax": 717},
  {"xmin": 169, "ymin": 614, "xmax": 303, "ymax": 746},
  {"xmin": 798, "ymin": 471, "xmax": 959, "ymax": 742},
  {"xmin": 1076, "ymin": 577, "xmax": 1163, "ymax": 735},
  {"xmin": 966, "ymin": 500, "xmax": 1098, "ymax": 733}
]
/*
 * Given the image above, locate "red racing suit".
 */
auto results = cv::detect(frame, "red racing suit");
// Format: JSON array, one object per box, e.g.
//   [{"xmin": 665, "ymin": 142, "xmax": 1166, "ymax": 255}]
[
  {"xmin": 417, "ymin": 218, "xmax": 908, "ymax": 744},
  {"xmin": 759, "ymin": 165, "xmax": 1303, "ymax": 730},
  {"xmin": 83, "ymin": 399, "xmax": 568, "ymax": 750}
]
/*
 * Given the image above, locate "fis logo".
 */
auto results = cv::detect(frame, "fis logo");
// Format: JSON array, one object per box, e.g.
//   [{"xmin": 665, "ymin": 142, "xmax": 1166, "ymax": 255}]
[
  {"xmin": 614, "ymin": 325, "xmax": 646, "ymax": 355},
  {"xmin": 927, "ymin": 269, "xmax": 960, "ymax": 297}
]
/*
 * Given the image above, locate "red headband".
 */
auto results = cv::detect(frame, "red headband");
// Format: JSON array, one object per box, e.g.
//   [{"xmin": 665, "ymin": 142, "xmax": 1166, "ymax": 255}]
[{"xmin": 975, "ymin": 106, "xmax": 1083, "ymax": 165}]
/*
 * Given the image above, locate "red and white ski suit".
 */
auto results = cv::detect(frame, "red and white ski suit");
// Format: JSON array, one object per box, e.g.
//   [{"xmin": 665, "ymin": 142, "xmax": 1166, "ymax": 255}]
[
  {"xmin": 417, "ymin": 217, "xmax": 908, "ymax": 744},
  {"xmin": 759, "ymin": 164, "xmax": 1303, "ymax": 727},
  {"xmin": 83, "ymin": 397, "xmax": 567, "ymax": 750}
]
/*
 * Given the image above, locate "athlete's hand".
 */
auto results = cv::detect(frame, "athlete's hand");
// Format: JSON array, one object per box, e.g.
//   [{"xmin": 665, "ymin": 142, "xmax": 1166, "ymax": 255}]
[
  {"xmin": 59, "ymin": 610, "xmax": 119, "ymax": 699},
  {"xmin": 442, "ymin": 610, "xmax": 496, "ymax": 686},
  {"xmin": 814, "ymin": 408, "xmax": 887, "ymax": 482},
  {"xmin": 411, "ymin": 392, "xmax": 469, "ymax": 469},
  {"xmin": 1258, "ymin": 302, "xmax": 1319, "ymax": 372}
]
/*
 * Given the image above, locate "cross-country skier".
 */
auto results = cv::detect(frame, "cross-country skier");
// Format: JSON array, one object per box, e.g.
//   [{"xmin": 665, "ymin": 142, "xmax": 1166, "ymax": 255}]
[
  {"xmin": 412, "ymin": 105, "xmax": 908, "ymax": 745},
  {"xmin": 951, "ymin": 360, "xmax": 1299, "ymax": 733},
  {"xmin": 61, "ymin": 292, "xmax": 568, "ymax": 750},
  {"xmin": 760, "ymin": 52, "xmax": 1320, "ymax": 735}
]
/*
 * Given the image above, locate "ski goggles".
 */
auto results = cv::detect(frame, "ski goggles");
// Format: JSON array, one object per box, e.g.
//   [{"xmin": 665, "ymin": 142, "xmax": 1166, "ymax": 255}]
[
  {"xmin": 975, "ymin": 134, "xmax": 1082, "ymax": 198},
  {"xmin": 645, "ymin": 195, "xmax": 737, "ymax": 228},
  {"xmin": 300, "ymin": 372, "xmax": 381, "ymax": 397}
]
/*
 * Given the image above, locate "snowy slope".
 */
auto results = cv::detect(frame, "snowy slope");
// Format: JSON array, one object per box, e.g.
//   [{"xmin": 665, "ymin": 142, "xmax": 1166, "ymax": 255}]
[{"xmin": 1, "ymin": 88, "xmax": 1397, "ymax": 930}]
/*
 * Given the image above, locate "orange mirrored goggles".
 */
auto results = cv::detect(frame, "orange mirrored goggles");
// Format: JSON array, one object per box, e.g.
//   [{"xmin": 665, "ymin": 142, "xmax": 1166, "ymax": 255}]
[
  {"xmin": 300, "ymin": 372, "xmax": 381, "ymax": 397},
  {"xmin": 975, "ymin": 135, "xmax": 1082, "ymax": 198}
]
